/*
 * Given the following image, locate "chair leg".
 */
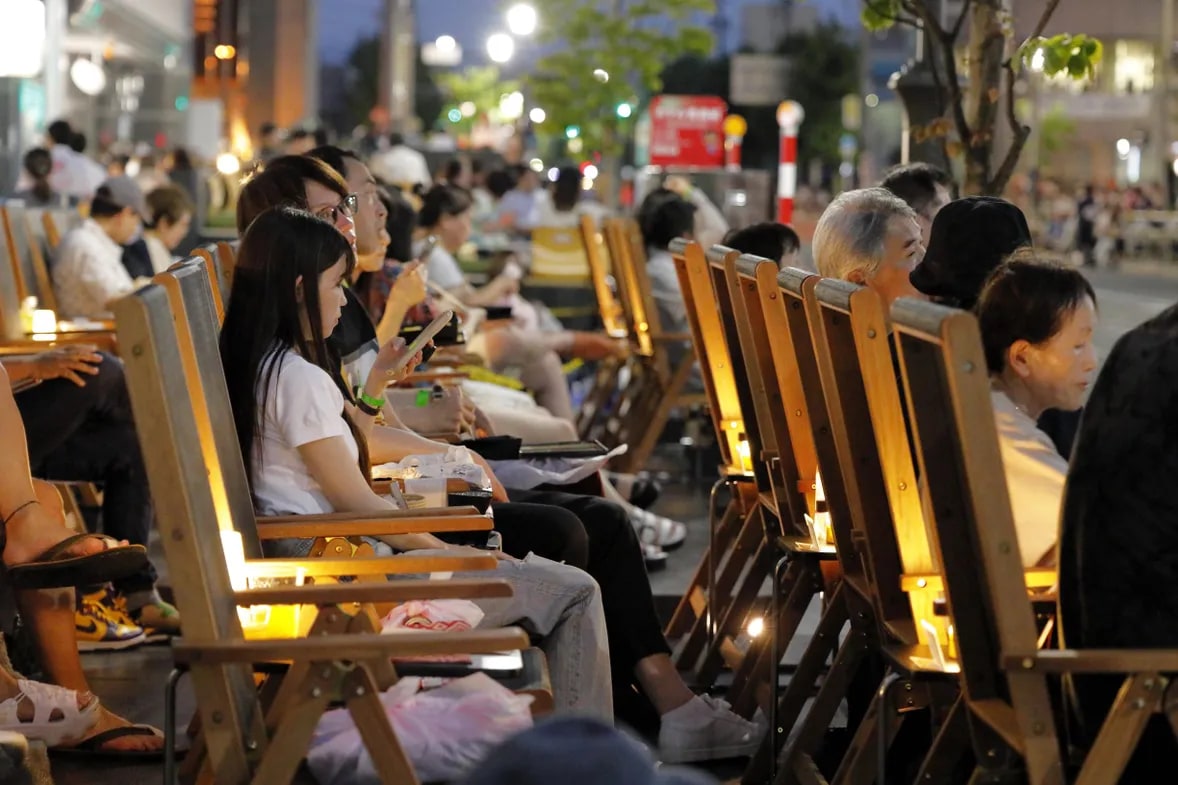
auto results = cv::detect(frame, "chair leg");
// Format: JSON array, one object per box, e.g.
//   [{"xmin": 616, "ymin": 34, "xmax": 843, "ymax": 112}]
[
  {"xmin": 666, "ymin": 479, "xmax": 739, "ymax": 641},
  {"xmin": 743, "ymin": 583, "xmax": 849, "ymax": 785},
  {"xmin": 164, "ymin": 667, "xmax": 187, "ymax": 785},
  {"xmin": 912, "ymin": 692, "xmax": 972, "ymax": 785}
]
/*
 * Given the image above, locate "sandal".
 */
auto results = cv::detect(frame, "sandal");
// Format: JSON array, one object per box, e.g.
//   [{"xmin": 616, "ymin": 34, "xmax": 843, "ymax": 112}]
[
  {"xmin": 6, "ymin": 534, "xmax": 148, "ymax": 590},
  {"xmin": 51, "ymin": 724, "xmax": 170, "ymax": 761},
  {"xmin": 631, "ymin": 509, "xmax": 687, "ymax": 551},
  {"xmin": 0, "ymin": 680, "xmax": 99, "ymax": 748}
]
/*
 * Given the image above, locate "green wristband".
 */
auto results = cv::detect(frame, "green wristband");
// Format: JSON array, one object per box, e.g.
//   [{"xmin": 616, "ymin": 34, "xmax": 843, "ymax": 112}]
[
  {"xmin": 358, "ymin": 391, "xmax": 385, "ymax": 410},
  {"xmin": 415, "ymin": 390, "xmax": 431, "ymax": 407}
]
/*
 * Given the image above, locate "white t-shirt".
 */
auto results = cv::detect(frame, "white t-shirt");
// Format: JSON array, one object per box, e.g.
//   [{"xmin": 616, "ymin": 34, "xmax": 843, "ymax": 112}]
[
  {"xmin": 991, "ymin": 388, "xmax": 1067, "ymax": 567},
  {"xmin": 423, "ymin": 244, "xmax": 466, "ymax": 291},
  {"xmin": 52, "ymin": 219, "xmax": 136, "ymax": 318},
  {"xmin": 252, "ymin": 350, "xmax": 358, "ymax": 516}
]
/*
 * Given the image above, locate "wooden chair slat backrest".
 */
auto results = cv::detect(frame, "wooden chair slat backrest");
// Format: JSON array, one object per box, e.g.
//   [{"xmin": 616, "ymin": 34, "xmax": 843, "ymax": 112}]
[
  {"xmin": 190, "ymin": 247, "xmax": 227, "ymax": 323},
  {"xmin": 740, "ymin": 259, "xmax": 820, "ymax": 523},
  {"xmin": 704, "ymin": 248, "xmax": 773, "ymax": 495},
  {"xmin": 216, "ymin": 240, "xmax": 237, "ymax": 291},
  {"xmin": 156, "ymin": 259, "xmax": 260, "ymax": 555},
  {"xmin": 22, "ymin": 209, "xmax": 59, "ymax": 312},
  {"xmin": 890, "ymin": 298, "xmax": 1063, "ymax": 775},
  {"xmin": 530, "ymin": 225, "xmax": 591, "ymax": 282},
  {"xmin": 113, "ymin": 284, "xmax": 263, "ymax": 781},
  {"xmin": 42, "ymin": 208, "xmax": 80, "ymax": 252},
  {"xmin": 603, "ymin": 217, "xmax": 656, "ymax": 359},
  {"xmin": 808, "ymin": 279, "xmax": 913, "ymax": 640},
  {"xmin": 845, "ymin": 285, "xmax": 943, "ymax": 640},
  {"xmin": 723, "ymin": 252, "xmax": 816, "ymax": 532},
  {"xmin": 775, "ymin": 270, "xmax": 872, "ymax": 592},
  {"xmin": 668, "ymin": 239, "xmax": 744, "ymax": 473},
  {"xmin": 1, "ymin": 206, "xmax": 33, "ymax": 303},
  {"xmin": 0, "ymin": 212, "xmax": 24, "ymax": 339},
  {"xmin": 580, "ymin": 215, "xmax": 628, "ymax": 338}
]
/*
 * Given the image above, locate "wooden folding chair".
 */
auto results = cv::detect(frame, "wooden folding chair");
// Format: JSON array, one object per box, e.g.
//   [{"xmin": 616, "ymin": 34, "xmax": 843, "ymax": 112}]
[
  {"xmin": 0, "ymin": 204, "xmax": 117, "ymax": 351},
  {"xmin": 575, "ymin": 215, "xmax": 629, "ymax": 439},
  {"xmin": 721, "ymin": 266, "xmax": 891, "ymax": 785},
  {"xmin": 112, "ymin": 282, "xmax": 530, "ymax": 785},
  {"xmin": 588, "ymin": 218, "xmax": 704, "ymax": 472},
  {"xmin": 529, "ymin": 225, "xmax": 591, "ymax": 283},
  {"xmin": 889, "ymin": 298, "xmax": 1178, "ymax": 785},
  {"xmin": 41, "ymin": 207, "xmax": 80, "ymax": 252},
  {"xmin": 216, "ymin": 240, "xmax": 237, "ymax": 290},
  {"xmin": 190, "ymin": 246, "xmax": 227, "ymax": 321},
  {"xmin": 657, "ymin": 240, "xmax": 764, "ymax": 697}
]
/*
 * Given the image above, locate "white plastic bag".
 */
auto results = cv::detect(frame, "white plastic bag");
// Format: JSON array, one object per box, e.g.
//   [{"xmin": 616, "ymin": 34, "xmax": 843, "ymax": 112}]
[{"xmin": 306, "ymin": 673, "xmax": 534, "ymax": 784}]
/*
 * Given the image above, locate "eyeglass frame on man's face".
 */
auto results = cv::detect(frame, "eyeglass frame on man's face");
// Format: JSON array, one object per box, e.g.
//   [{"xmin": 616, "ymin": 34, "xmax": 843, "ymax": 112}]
[{"xmin": 312, "ymin": 192, "xmax": 359, "ymax": 223}]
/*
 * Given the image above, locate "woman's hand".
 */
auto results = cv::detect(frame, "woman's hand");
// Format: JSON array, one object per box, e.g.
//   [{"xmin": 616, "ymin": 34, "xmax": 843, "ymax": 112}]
[
  {"xmin": 388, "ymin": 260, "xmax": 428, "ymax": 309},
  {"xmin": 371, "ymin": 337, "xmax": 425, "ymax": 385}
]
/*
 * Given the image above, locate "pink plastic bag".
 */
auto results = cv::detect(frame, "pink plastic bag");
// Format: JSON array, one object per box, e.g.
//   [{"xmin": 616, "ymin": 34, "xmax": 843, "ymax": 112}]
[
  {"xmin": 381, "ymin": 599, "xmax": 485, "ymax": 633},
  {"xmin": 306, "ymin": 673, "xmax": 534, "ymax": 784}
]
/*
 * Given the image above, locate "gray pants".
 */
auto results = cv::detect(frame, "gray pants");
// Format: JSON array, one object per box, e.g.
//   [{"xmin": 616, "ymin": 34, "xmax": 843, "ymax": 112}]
[{"xmin": 265, "ymin": 538, "xmax": 613, "ymax": 719}]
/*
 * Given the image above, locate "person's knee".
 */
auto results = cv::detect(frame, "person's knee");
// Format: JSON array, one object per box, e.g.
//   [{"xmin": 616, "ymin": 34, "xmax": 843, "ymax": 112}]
[
  {"xmin": 547, "ymin": 508, "xmax": 590, "ymax": 570},
  {"xmin": 88, "ymin": 354, "xmax": 129, "ymax": 402}
]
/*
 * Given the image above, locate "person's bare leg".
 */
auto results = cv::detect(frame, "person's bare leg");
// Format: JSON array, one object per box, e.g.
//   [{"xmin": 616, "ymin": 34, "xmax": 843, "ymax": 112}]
[
  {"xmin": 16, "ymin": 587, "xmax": 162, "ymax": 752},
  {"xmin": 0, "ymin": 373, "xmax": 107, "ymax": 567},
  {"xmin": 634, "ymin": 653, "xmax": 694, "ymax": 716}
]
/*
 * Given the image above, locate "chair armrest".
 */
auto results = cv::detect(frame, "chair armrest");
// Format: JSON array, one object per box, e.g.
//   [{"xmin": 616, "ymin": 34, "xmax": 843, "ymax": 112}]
[
  {"xmin": 1007, "ymin": 650, "xmax": 1178, "ymax": 674},
  {"xmin": 242, "ymin": 553, "xmax": 497, "ymax": 579},
  {"xmin": 652, "ymin": 332, "xmax": 694, "ymax": 342},
  {"xmin": 901, "ymin": 567, "xmax": 1057, "ymax": 593},
  {"xmin": 172, "ymin": 627, "xmax": 531, "ymax": 665},
  {"xmin": 234, "ymin": 578, "xmax": 513, "ymax": 607},
  {"xmin": 254, "ymin": 511, "xmax": 490, "ymax": 540}
]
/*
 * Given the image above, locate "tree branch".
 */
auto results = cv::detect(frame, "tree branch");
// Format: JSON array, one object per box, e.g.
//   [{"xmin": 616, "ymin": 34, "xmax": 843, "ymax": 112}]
[
  {"xmin": 911, "ymin": 2, "xmax": 972, "ymax": 146},
  {"xmin": 950, "ymin": 0, "xmax": 974, "ymax": 40},
  {"xmin": 1027, "ymin": 0, "xmax": 1063, "ymax": 41},
  {"xmin": 991, "ymin": 61, "xmax": 1031, "ymax": 193}
]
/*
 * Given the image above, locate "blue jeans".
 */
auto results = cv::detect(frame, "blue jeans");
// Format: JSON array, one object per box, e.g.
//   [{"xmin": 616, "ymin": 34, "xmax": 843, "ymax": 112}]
[
  {"xmin": 264, "ymin": 537, "xmax": 613, "ymax": 719},
  {"xmin": 16, "ymin": 354, "xmax": 157, "ymax": 594}
]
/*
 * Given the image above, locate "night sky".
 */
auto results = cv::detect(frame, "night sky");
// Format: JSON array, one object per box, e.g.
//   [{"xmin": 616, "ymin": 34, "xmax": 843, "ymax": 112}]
[{"xmin": 318, "ymin": 0, "xmax": 860, "ymax": 65}]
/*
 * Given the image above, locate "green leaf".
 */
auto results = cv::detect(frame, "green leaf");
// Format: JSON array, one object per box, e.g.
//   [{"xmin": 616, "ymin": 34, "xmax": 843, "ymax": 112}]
[{"xmin": 861, "ymin": 0, "xmax": 900, "ymax": 31}]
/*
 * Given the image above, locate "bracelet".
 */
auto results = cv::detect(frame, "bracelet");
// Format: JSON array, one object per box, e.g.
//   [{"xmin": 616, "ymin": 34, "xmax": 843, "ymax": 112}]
[
  {"xmin": 356, "ymin": 398, "xmax": 381, "ymax": 417},
  {"xmin": 358, "ymin": 391, "xmax": 385, "ymax": 411},
  {"xmin": 2, "ymin": 500, "xmax": 39, "ymax": 528},
  {"xmin": 415, "ymin": 389, "xmax": 431, "ymax": 407}
]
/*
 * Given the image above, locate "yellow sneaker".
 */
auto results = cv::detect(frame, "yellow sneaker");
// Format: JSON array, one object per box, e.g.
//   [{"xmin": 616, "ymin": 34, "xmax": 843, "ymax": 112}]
[
  {"xmin": 75, "ymin": 589, "xmax": 145, "ymax": 652},
  {"xmin": 93, "ymin": 588, "xmax": 173, "ymax": 644}
]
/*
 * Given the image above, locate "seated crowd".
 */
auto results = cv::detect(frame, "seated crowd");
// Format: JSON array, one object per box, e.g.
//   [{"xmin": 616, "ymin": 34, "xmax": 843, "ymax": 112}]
[{"xmin": 0, "ymin": 118, "xmax": 1169, "ymax": 783}]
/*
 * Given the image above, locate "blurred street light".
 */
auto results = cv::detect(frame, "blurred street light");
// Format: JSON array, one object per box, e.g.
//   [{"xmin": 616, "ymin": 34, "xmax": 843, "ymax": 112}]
[
  {"xmin": 435, "ymin": 35, "xmax": 457, "ymax": 53},
  {"xmin": 529, "ymin": 107, "xmax": 546, "ymax": 124},
  {"xmin": 213, "ymin": 44, "xmax": 236, "ymax": 60},
  {"xmin": 593, "ymin": 68, "xmax": 610, "ymax": 83},
  {"xmin": 616, "ymin": 102, "xmax": 633, "ymax": 119},
  {"xmin": 486, "ymin": 33, "xmax": 515, "ymax": 64},
  {"xmin": 507, "ymin": 3, "xmax": 538, "ymax": 36},
  {"xmin": 216, "ymin": 153, "xmax": 241, "ymax": 176}
]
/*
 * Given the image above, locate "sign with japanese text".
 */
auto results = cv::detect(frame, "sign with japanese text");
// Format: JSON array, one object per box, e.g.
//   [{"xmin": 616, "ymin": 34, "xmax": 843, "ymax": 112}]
[{"xmin": 649, "ymin": 95, "xmax": 728, "ymax": 168}]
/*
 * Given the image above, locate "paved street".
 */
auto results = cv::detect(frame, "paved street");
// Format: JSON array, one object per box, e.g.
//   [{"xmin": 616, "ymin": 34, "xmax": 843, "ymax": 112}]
[{"xmin": 1086, "ymin": 264, "xmax": 1178, "ymax": 360}]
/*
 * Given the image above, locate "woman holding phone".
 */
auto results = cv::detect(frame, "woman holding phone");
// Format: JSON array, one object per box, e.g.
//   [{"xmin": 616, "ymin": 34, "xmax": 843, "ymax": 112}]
[{"xmin": 219, "ymin": 205, "xmax": 612, "ymax": 717}]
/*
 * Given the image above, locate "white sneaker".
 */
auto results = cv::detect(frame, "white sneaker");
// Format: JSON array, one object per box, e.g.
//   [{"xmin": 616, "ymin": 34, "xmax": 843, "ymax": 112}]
[
  {"xmin": 658, "ymin": 695, "xmax": 766, "ymax": 764},
  {"xmin": 631, "ymin": 508, "xmax": 687, "ymax": 550}
]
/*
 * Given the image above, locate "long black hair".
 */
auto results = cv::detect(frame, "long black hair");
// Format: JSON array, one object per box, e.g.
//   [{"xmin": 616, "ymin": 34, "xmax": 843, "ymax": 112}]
[{"xmin": 220, "ymin": 206, "xmax": 363, "ymax": 488}]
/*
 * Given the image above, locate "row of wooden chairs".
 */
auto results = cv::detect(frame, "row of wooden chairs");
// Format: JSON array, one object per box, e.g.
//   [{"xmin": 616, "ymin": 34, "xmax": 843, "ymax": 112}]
[
  {"xmin": 664, "ymin": 238, "xmax": 1175, "ymax": 784},
  {"xmin": 112, "ymin": 259, "xmax": 554, "ymax": 784},
  {"xmin": 576, "ymin": 214, "xmax": 707, "ymax": 474}
]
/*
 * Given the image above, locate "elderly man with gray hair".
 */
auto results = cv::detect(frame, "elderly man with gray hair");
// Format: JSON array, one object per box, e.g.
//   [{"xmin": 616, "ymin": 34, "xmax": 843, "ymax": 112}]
[{"xmin": 811, "ymin": 187, "xmax": 926, "ymax": 306}]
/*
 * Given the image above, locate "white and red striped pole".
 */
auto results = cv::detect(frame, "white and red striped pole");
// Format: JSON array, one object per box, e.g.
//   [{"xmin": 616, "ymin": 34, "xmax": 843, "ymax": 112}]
[
  {"xmin": 723, "ymin": 114, "xmax": 747, "ymax": 172},
  {"xmin": 776, "ymin": 101, "xmax": 805, "ymax": 225}
]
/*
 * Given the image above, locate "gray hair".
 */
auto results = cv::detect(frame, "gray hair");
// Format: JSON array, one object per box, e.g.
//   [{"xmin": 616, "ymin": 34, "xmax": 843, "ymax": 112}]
[{"xmin": 812, "ymin": 187, "xmax": 917, "ymax": 282}]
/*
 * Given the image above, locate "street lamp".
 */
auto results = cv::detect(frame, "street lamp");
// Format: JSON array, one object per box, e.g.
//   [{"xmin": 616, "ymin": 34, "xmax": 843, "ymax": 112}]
[
  {"xmin": 435, "ymin": 35, "xmax": 457, "ymax": 53},
  {"xmin": 507, "ymin": 3, "xmax": 537, "ymax": 36},
  {"xmin": 486, "ymin": 33, "xmax": 515, "ymax": 64}
]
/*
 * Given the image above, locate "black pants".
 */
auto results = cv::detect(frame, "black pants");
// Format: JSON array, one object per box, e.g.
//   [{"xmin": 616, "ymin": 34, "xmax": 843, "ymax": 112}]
[
  {"xmin": 15, "ymin": 353, "xmax": 157, "ymax": 594},
  {"xmin": 502, "ymin": 488, "xmax": 672, "ymax": 681}
]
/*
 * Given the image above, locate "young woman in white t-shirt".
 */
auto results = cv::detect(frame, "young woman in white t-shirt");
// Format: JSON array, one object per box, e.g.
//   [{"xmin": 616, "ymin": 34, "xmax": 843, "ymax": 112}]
[
  {"xmin": 218, "ymin": 205, "xmax": 612, "ymax": 718},
  {"xmin": 977, "ymin": 253, "xmax": 1098, "ymax": 567}
]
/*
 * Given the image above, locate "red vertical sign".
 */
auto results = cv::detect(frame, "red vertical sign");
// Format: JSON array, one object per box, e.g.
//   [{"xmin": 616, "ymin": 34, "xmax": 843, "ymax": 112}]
[{"xmin": 649, "ymin": 95, "xmax": 728, "ymax": 168}]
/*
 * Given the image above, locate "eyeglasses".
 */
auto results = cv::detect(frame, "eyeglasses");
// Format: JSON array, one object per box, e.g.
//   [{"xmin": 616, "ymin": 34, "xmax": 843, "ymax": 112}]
[{"xmin": 313, "ymin": 192, "xmax": 359, "ymax": 223}]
